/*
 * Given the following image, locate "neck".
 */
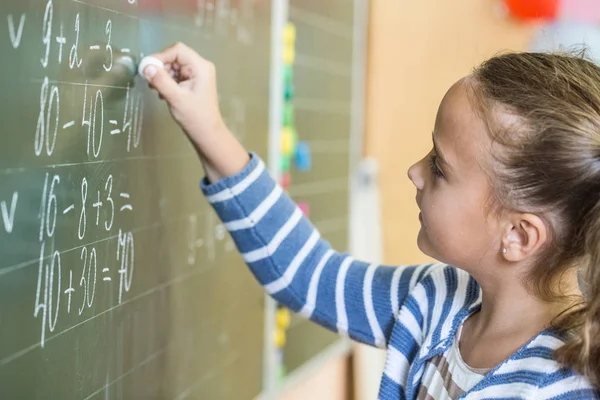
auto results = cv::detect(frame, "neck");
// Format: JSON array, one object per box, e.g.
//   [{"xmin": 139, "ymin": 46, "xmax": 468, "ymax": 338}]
[{"xmin": 471, "ymin": 268, "xmax": 581, "ymax": 338}]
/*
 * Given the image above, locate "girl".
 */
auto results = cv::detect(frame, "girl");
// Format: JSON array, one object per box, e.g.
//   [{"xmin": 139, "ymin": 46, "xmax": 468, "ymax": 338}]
[{"xmin": 143, "ymin": 43, "xmax": 600, "ymax": 399}]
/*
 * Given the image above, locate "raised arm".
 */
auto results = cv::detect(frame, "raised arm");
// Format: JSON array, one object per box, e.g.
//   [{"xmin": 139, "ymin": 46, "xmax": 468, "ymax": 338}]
[
  {"xmin": 199, "ymin": 152, "xmax": 434, "ymax": 347},
  {"xmin": 143, "ymin": 43, "xmax": 435, "ymax": 347}
]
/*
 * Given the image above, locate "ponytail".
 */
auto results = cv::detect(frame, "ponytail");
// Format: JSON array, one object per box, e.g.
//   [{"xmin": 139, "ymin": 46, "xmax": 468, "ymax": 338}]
[
  {"xmin": 470, "ymin": 52, "xmax": 600, "ymax": 390},
  {"xmin": 555, "ymin": 201, "xmax": 600, "ymax": 388}
]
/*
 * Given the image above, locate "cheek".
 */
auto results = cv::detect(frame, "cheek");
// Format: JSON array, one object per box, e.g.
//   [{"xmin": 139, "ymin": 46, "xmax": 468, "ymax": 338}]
[
  {"xmin": 421, "ymin": 203, "xmax": 458, "ymax": 251},
  {"xmin": 420, "ymin": 192, "xmax": 491, "ymax": 260}
]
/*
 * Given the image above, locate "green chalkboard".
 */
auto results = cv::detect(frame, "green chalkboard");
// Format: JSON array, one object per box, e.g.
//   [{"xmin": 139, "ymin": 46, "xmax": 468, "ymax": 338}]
[
  {"xmin": 283, "ymin": 0, "xmax": 361, "ymax": 375},
  {"xmin": 0, "ymin": 0, "xmax": 271, "ymax": 398}
]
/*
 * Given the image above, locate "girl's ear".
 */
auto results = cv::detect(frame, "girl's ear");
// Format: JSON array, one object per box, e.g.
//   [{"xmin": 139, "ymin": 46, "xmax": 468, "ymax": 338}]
[{"xmin": 501, "ymin": 213, "xmax": 548, "ymax": 262}]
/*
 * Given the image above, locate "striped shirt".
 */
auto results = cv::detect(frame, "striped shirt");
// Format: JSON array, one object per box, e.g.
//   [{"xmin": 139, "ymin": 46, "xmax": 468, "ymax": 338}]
[
  {"xmin": 200, "ymin": 154, "xmax": 599, "ymax": 400},
  {"xmin": 419, "ymin": 324, "xmax": 489, "ymax": 399}
]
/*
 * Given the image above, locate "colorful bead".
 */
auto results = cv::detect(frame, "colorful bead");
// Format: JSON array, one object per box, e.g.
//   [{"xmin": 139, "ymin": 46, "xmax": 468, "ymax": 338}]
[{"xmin": 295, "ymin": 141, "xmax": 312, "ymax": 172}]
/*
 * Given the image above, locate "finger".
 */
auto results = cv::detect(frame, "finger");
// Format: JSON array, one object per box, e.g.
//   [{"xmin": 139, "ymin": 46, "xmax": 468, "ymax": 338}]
[
  {"xmin": 144, "ymin": 65, "xmax": 181, "ymax": 104},
  {"xmin": 180, "ymin": 65, "xmax": 196, "ymax": 81},
  {"xmin": 148, "ymin": 42, "xmax": 205, "ymax": 73}
]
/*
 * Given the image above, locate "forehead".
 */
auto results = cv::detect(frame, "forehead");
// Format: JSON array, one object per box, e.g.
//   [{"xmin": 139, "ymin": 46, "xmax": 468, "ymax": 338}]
[{"xmin": 434, "ymin": 80, "xmax": 490, "ymax": 173}]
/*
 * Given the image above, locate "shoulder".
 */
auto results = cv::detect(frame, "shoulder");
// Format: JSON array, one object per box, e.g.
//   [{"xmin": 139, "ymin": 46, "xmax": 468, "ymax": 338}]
[
  {"xmin": 465, "ymin": 332, "xmax": 598, "ymax": 399},
  {"xmin": 534, "ymin": 332, "xmax": 599, "ymax": 399},
  {"xmin": 537, "ymin": 369, "xmax": 599, "ymax": 399},
  {"xmin": 496, "ymin": 331, "xmax": 599, "ymax": 399}
]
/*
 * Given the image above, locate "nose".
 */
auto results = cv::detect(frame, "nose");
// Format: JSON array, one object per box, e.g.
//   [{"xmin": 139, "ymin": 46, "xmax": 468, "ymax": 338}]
[{"xmin": 408, "ymin": 159, "xmax": 425, "ymax": 191}]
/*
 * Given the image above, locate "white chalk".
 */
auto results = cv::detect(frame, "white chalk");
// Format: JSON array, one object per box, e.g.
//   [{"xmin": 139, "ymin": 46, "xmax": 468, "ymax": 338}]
[{"xmin": 138, "ymin": 56, "xmax": 165, "ymax": 79}]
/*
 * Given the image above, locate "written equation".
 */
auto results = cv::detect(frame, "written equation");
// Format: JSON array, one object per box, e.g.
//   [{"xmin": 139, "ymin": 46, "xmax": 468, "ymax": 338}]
[{"xmin": 0, "ymin": 0, "xmax": 256, "ymax": 380}]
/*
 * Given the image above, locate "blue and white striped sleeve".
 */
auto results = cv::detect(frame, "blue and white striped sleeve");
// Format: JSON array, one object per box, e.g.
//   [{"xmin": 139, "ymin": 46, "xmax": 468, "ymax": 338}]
[{"xmin": 200, "ymin": 153, "xmax": 433, "ymax": 348}]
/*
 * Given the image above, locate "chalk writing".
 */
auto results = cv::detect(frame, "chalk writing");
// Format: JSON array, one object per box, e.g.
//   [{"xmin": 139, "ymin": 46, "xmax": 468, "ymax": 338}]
[
  {"xmin": 7, "ymin": 13, "xmax": 25, "ymax": 49},
  {"xmin": 117, "ymin": 229, "xmax": 134, "ymax": 304},
  {"xmin": 34, "ymin": 77, "xmax": 60, "ymax": 157},
  {"xmin": 0, "ymin": 192, "xmax": 18, "ymax": 234},
  {"xmin": 41, "ymin": 1, "xmax": 52, "ymax": 67},
  {"xmin": 68, "ymin": 13, "xmax": 82, "ymax": 69}
]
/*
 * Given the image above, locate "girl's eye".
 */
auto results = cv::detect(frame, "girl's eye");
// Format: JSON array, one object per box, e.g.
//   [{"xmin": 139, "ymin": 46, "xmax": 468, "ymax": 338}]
[{"xmin": 428, "ymin": 154, "xmax": 444, "ymax": 179}]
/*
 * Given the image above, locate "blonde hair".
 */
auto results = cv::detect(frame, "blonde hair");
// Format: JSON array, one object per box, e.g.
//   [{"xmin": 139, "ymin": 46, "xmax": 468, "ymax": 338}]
[{"xmin": 470, "ymin": 51, "xmax": 600, "ymax": 388}]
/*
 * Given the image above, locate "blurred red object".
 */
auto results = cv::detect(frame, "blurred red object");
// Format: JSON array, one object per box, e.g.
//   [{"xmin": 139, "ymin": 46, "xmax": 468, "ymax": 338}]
[
  {"xmin": 298, "ymin": 202, "xmax": 310, "ymax": 217},
  {"xmin": 504, "ymin": 0, "xmax": 559, "ymax": 21},
  {"xmin": 280, "ymin": 173, "xmax": 292, "ymax": 190}
]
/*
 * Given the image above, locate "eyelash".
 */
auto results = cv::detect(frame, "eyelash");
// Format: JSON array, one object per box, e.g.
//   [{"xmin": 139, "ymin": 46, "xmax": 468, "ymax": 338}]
[{"xmin": 428, "ymin": 154, "xmax": 444, "ymax": 179}]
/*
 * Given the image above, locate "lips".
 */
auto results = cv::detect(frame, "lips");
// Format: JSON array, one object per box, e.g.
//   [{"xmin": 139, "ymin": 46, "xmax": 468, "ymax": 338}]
[
  {"xmin": 418, "ymin": 211, "xmax": 426, "ymax": 228},
  {"xmin": 416, "ymin": 194, "xmax": 425, "ymax": 226}
]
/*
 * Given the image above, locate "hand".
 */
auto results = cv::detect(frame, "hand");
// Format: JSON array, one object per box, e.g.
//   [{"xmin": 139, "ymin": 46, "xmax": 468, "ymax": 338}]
[
  {"xmin": 143, "ymin": 42, "xmax": 225, "ymax": 144},
  {"xmin": 143, "ymin": 42, "xmax": 250, "ymax": 182}
]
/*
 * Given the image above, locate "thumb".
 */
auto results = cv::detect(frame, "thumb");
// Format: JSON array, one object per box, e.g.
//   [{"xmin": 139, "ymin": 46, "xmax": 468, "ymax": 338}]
[{"xmin": 145, "ymin": 65, "xmax": 181, "ymax": 103}]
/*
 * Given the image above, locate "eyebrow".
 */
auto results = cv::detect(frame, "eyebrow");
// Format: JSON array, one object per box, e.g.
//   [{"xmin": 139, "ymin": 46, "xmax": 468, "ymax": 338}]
[{"xmin": 432, "ymin": 134, "xmax": 452, "ymax": 172}]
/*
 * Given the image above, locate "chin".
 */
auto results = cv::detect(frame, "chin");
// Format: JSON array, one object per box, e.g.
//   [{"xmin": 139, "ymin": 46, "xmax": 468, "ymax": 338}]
[
  {"xmin": 416, "ymin": 230, "xmax": 432, "ymax": 256},
  {"xmin": 416, "ymin": 230, "xmax": 443, "ymax": 261}
]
